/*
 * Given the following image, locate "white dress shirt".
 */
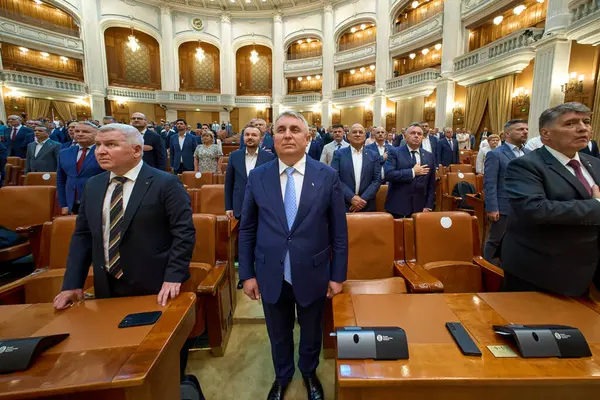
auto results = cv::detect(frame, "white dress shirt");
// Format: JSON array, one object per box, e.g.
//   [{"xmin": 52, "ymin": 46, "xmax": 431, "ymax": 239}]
[
  {"xmin": 279, "ymin": 155, "xmax": 305, "ymax": 206},
  {"xmin": 506, "ymin": 142, "xmax": 526, "ymax": 158},
  {"xmin": 77, "ymin": 144, "xmax": 95, "ymax": 161},
  {"xmin": 305, "ymin": 138, "xmax": 312, "ymax": 154},
  {"xmin": 525, "ymin": 136, "xmax": 543, "ymax": 151},
  {"xmin": 351, "ymin": 146, "xmax": 363, "ymax": 194},
  {"xmin": 102, "ymin": 160, "xmax": 144, "ymax": 267},
  {"xmin": 34, "ymin": 138, "xmax": 49, "ymax": 157},
  {"xmin": 422, "ymin": 136, "xmax": 432, "ymax": 153},
  {"xmin": 544, "ymin": 146, "xmax": 596, "ymax": 195},
  {"xmin": 407, "ymin": 146, "xmax": 422, "ymax": 179},
  {"xmin": 374, "ymin": 142, "xmax": 386, "ymax": 179},
  {"xmin": 476, "ymin": 147, "xmax": 490, "ymax": 174},
  {"xmin": 589, "ymin": 141, "xmax": 593, "ymax": 151},
  {"xmin": 178, "ymin": 134, "xmax": 186, "ymax": 162},
  {"xmin": 320, "ymin": 140, "xmax": 349, "ymax": 165},
  {"xmin": 245, "ymin": 148, "xmax": 259, "ymax": 177}
]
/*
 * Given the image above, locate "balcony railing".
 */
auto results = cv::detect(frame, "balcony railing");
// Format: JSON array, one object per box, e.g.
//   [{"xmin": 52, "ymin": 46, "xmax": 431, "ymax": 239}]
[
  {"xmin": 1, "ymin": 70, "xmax": 87, "ymax": 94},
  {"xmin": 334, "ymin": 43, "xmax": 376, "ymax": 68},
  {"xmin": 454, "ymin": 28, "xmax": 544, "ymax": 73},
  {"xmin": 389, "ymin": 12, "xmax": 443, "ymax": 53},
  {"xmin": 107, "ymin": 87, "xmax": 156, "ymax": 101},
  {"xmin": 284, "ymin": 56, "xmax": 323, "ymax": 74},
  {"xmin": 283, "ymin": 93, "xmax": 322, "ymax": 105},
  {"xmin": 106, "ymin": 87, "xmax": 238, "ymax": 105},
  {"xmin": 386, "ymin": 68, "xmax": 441, "ymax": 91},
  {"xmin": 566, "ymin": 0, "xmax": 600, "ymax": 45},
  {"xmin": 570, "ymin": 0, "xmax": 600, "ymax": 23},
  {"xmin": 235, "ymin": 96, "xmax": 272, "ymax": 105},
  {"xmin": 0, "ymin": 9, "xmax": 79, "ymax": 37},
  {"xmin": 332, "ymin": 85, "xmax": 376, "ymax": 100}
]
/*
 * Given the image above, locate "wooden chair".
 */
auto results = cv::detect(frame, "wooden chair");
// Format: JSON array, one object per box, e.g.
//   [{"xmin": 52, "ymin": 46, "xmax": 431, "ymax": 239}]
[
  {"xmin": 465, "ymin": 192, "xmax": 487, "ymax": 253},
  {"xmin": 375, "ymin": 184, "xmax": 388, "ymax": 212},
  {"xmin": 0, "ymin": 186, "xmax": 57, "ymax": 264},
  {"xmin": 441, "ymin": 172, "xmax": 483, "ymax": 211},
  {"xmin": 24, "ymin": 172, "xmax": 57, "ymax": 186},
  {"xmin": 449, "ymin": 164, "xmax": 475, "ymax": 173},
  {"xmin": 4, "ymin": 163, "xmax": 21, "ymax": 186},
  {"xmin": 198, "ymin": 185, "xmax": 228, "ymax": 264},
  {"xmin": 7, "ymin": 156, "xmax": 25, "ymax": 170},
  {"xmin": 179, "ymin": 171, "xmax": 214, "ymax": 189},
  {"xmin": 221, "ymin": 144, "xmax": 239, "ymax": 156},
  {"xmin": 402, "ymin": 211, "xmax": 503, "ymax": 293},
  {"xmin": 459, "ymin": 150, "xmax": 473, "ymax": 164},
  {"xmin": 217, "ymin": 156, "xmax": 229, "ymax": 174}
]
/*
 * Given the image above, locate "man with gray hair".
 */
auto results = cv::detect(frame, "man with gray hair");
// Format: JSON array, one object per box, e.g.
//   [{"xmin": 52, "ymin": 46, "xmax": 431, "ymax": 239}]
[
  {"xmin": 25, "ymin": 125, "xmax": 60, "ymax": 173},
  {"xmin": 501, "ymin": 102, "xmax": 600, "ymax": 295},
  {"xmin": 102, "ymin": 116, "xmax": 117, "ymax": 125},
  {"xmin": 4, "ymin": 114, "xmax": 34, "ymax": 158}
]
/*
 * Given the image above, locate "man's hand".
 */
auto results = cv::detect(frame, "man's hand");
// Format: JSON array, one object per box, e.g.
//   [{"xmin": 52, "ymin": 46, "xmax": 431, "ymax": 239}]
[
  {"xmin": 243, "ymin": 278, "xmax": 261, "ymax": 300},
  {"xmin": 226, "ymin": 210, "xmax": 234, "ymax": 220},
  {"xmin": 593, "ymin": 185, "xmax": 600, "ymax": 199},
  {"xmin": 53, "ymin": 289, "xmax": 83, "ymax": 310},
  {"xmin": 423, "ymin": 208, "xmax": 432, "ymax": 212},
  {"xmin": 487, "ymin": 211, "xmax": 500, "ymax": 222},
  {"xmin": 350, "ymin": 195, "xmax": 366, "ymax": 212},
  {"xmin": 61, "ymin": 207, "xmax": 69, "ymax": 216},
  {"xmin": 327, "ymin": 281, "xmax": 343, "ymax": 298},
  {"xmin": 383, "ymin": 152, "xmax": 388, "ymax": 161},
  {"xmin": 413, "ymin": 163, "xmax": 430, "ymax": 176},
  {"xmin": 157, "ymin": 282, "xmax": 181, "ymax": 306}
]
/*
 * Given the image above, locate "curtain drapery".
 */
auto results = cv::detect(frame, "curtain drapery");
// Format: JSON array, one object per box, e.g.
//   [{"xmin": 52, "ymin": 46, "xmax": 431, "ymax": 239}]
[
  {"xmin": 52, "ymin": 100, "xmax": 78, "ymax": 122},
  {"xmin": 487, "ymin": 75, "xmax": 514, "ymax": 137},
  {"xmin": 592, "ymin": 72, "xmax": 600, "ymax": 142},
  {"xmin": 24, "ymin": 97, "xmax": 51, "ymax": 120},
  {"xmin": 465, "ymin": 81, "xmax": 488, "ymax": 136}
]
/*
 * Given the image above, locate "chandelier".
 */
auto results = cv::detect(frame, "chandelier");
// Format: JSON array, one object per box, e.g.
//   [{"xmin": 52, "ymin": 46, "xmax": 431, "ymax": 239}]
[
  {"xmin": 249, "ymin": 43, "xmax": 259, "ymax": 65},
  {"xmin": 127, "ymin": 27, "xmax": 140, "ymax": 53},
  {"xmin": 195, "ymin": 41, "xmax": 205, "ymax": 62}
]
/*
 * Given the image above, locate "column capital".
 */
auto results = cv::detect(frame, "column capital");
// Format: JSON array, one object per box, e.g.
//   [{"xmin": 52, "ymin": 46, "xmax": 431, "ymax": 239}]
[
  {"xmin": 323, "ymin": 1, "xmax": 333, "ymax": 13},
  {"xmin": 273, "ymin": 11, "xmax": 283, "ymax": 23},
  {"xmin": 160, "ymin": 6, "xmax": 171, "ymax": 16},
  {"xmin": 221, "ymin": 12, "xmax": 231, "ymax": 24}
]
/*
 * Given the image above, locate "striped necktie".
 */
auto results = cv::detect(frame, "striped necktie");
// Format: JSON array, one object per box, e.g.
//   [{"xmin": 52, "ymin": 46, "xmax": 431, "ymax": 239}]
[{"xmin": 107, "ymin": 176, "xmax": 128, "ymax": 279}]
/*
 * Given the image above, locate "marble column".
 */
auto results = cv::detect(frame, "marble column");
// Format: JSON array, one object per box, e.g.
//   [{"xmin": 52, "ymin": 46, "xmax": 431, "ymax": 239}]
[
  {"xmin": 81, "ymin": 0, "xmax": 106, "ymax": 120},
  {"xmin": 373, "ymin": 0, "xmax": 390, "ymax": 127},
  {"xmin": 440, "ymin": 0, "xmax": 463, "ymax": 76},
  {"xmin": 219, "ymin": 111, "xmax": 230, "ymax": 125},
  {"xmin": 160, "ymin": 6, "xmax": 177, "ymax": 91},
  {"xmin": 0, "ymin": 51, "xmax": 6, "ymax": 122},
  {"xmin": 220, "ymin": 13, "xmax": 234, "ymax": 99},
  {"xmin": 435, "ymin": 78, "xmax": 455, "ymax": 129},
  {"xmin": 527, "ymin": 0, "xmax": 572, "ymax": 136},
  {"xmin": 272, "ymin": 12, "xmax": 284, "ymax": 119},
  {"xmin": 321, "ymin": 2, "xmax": 334, "ymax": 127},
  {"xmin": 166, "ymin": 109, "xmax": 178, "ymax": 122}
]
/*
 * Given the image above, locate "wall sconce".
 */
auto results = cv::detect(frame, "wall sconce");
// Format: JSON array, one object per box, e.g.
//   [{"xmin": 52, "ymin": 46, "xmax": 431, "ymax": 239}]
[
  {"xmin": 512, "ymin": 86, "xmax": 530, "ymax": 105},
  {"xmin": 6, "ymin": 89, "xmax": 21, "ymax": 99},
  {"xmin": 424, "ymin": 101, "xmax": 435, "ymax": 110},
  {"xmin": 116, "ymin": 98, "xmax": 127, "ymax": 106},
  {"xmin": 453, "ymin": 102, "xmax": 464, "ymax": 112},
  {"xmin": 561, "ymin": 72, "xmax": 584, "ymax": 94}
]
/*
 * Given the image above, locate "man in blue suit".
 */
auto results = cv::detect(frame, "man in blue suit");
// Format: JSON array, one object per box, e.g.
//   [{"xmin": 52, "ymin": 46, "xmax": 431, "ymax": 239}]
[
  {"xmin": 57, "ymin": 122, "xmax": 105, "ymax": 215},
  {"xmin": 366, "ymin": 126, "xmax": 393, "ymax": 181},
  {"xmin": 331, "ymin": 123, "xmax": 381, "ymax": 212},
  {"xmin": 402, "ymin": 122, "xmax": 439, "ymax": 166},
  {"xmin": 240, "ymin": 118, "xmax": 275, "ymax": 153},
  {"xmin": 169, "ymin": 119, "xmax": 198, "ymax": 174},
  {"xmin": 4, "ymin": 115, "xmax": 34, "ymax": 158},
  {"xmin": 306, "ymin": 126, "xmax": 324, "ymax": 161},
  {"xmin": 438, "ymin": 127, "xmax": 459, "ymax": 166},
  {"xmin": 49, "ymin": 122, "xmax": 67, "ymax": 143},
  {"xmin": 239, "ymin": 111, "xmax": 347, "ymax": 400},
  {"xmin": 483, "ymin": 119, "xmax": 529, "ymax": 264},
  {"xmin": 131, "ymin": 112, "xmax": 167, "ymax": 171},
  {"xmin": 384, "ymin": 123, "xmax": 436, "ymax": 218}
]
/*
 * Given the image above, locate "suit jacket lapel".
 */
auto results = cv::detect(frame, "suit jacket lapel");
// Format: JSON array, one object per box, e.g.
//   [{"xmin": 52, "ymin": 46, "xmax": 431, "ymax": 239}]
[
  {"xmin": 290, "ymin": 158, "xmax": 322, "ymax": 234},
  {"xmin": 121, "ymin": 164, "xmax": 154, "ymax": 234},
  {"xmin": 359, "ymin": 149, "xmax": 369, "ymax": 188},
  {"xmin": 261, "ymin": 161, "xmax": 289, "ymax": 234},
  {"xmin": 501, "ymin": 144, "xmax": 516, "ymax": 161},
  {"xmin": 36, "ymin": 141, "xmax": 50, "ymax": 159},
  {"xmin": 540, "ymin": 147, "xmax": 591, "ymax": 199},
  {"xmin": 344, "ymin": 149, "xmax": 356, "ymax": 189},
  {"xmin": 79, "ymin": 146, "xmax": 96, "ymax": 173},
  {"xmin": 581, "ymin": 155, "xmax": 600, "ymax": 186},
  {"xmin": 239, "ymin": 150, "xmax": 248, "ymax": 177},
  {"xmin": 92, "ymin": 173, "xmax": 110, "ymax": 239}
]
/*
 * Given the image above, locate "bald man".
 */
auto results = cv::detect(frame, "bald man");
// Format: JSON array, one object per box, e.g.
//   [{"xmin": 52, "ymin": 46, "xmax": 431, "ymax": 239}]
[{"xmin": 131, "ymin": 112, "xmax": 166, "ymax": 171}]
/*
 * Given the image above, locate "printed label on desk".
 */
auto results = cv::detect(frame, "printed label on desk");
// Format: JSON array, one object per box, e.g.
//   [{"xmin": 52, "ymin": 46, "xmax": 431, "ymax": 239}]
[{"xmin": 487, "ymin": 345, "xmax": 518, "ymax": 358}]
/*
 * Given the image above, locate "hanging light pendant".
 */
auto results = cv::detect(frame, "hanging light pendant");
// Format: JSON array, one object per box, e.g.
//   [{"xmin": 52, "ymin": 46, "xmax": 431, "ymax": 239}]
[
  {"xmin": 127, "ymin": 26, "xmax": 140, "ymax": 53},
  {"xmin": 249, "ymin": 43, "xmax": 259, "ymax": 65},
  {"xmin": 195, "ymin": 40, "xmax": 205, "ymax": 62}
]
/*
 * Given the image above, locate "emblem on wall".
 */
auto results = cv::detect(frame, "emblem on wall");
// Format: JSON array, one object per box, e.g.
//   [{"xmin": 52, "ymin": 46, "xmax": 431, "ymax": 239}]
[{"xmin": 191, "ymin": 18, "xmax": 204, "ymax": 31}]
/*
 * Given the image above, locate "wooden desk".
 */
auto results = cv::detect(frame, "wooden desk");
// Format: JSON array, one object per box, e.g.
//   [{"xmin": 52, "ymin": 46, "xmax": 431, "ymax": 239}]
[
  {"xmin": 333, "ymin": 292, "xmax": 600, "ymax": 399},
  {"xmin": 0, "ymin": 293, "xmax": 195, "ymax": 399}
]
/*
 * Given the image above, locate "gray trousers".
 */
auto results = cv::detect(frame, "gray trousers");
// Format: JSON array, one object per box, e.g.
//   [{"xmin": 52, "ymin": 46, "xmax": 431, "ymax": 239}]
[{"xmin": 484, "ymin": 215, "xmax": 507, "ymax": 266}]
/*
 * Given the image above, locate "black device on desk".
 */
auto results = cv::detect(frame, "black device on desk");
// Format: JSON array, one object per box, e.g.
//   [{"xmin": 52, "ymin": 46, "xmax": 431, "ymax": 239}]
[
  {"xmin": 118, "ymin": 311, "xmax": 162, "ymax": 328},
  {"xmin": 333, "ymin": 327, "xmax": 409, "ymax": 360},
  {"xmin": 0, "ymin": 333, "xmax": 69, "ymax": 374},
  {"xmin": 446, "ymin": 322, "xmax": 482, "ymax": 356}
]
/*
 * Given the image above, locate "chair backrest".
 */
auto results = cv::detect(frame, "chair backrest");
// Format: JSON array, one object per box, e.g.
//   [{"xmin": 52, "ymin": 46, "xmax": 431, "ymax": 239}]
[
  {"xmin": 25, "ymin": 172, "xmax": 57, "ymax": 186},
  {"xmin": 180, "ymin": 171, "xmax": 214, "ymax": 189},
  {"xmin": 191, "ymin": 214, "xmax": 216, "ymax": 266},
  {"xmin": 445, "ymin": 172, "xmax": 477, "ymax": 194},
  {"xmin": 0, "ymin": 186, "xmax": 56, "ymax": 230},
  {"xmin": 347, "ymin": 213, "xmax": 394, "ymax": 280},
  {"xmin": 3, "ymin": 163, "xmax": 12, "ymax": 186},
  {"xmin": 375, "ymin": 184, "xmax": 388, "ymax": 212},
  {"xmin": 48, "ymin": 216, "xmax": 77, "ymax": 269},
  {"xmin": 449, "ymin": 164, "xmax": 473, "ymax": 173},
  {"xmin": 7, "ymin": 157, "xmax": 24, "ymax": 169},
  {"xmin": 199, "ymin": 185, "xmax": 225, "ymax": 216},
  {"xmin": 343, "ymin": 277, "xmax": 407, "ymax": 294},
  {"xmin": 218, "ymin": 156, "xmax": 229, "ymax": 174},
  {"xmin": 459, "ymin": 150, "xmax": 473, "ymax": 164}
]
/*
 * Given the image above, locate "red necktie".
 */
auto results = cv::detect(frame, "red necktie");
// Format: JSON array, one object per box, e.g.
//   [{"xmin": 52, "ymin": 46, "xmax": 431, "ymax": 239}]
[
  {"xmin": 11, "ymin": 128, "xmax": 17, "ymax": 141},
  {"xmin": 76, "ymin": 147, "xmax": 88, "ymax": 173},
  {"xmin": 567, "ymin": 159, "xmax": 592, "ymax": 196}
]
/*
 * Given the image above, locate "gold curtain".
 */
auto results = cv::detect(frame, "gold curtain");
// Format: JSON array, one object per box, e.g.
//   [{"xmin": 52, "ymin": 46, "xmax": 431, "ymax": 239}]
[
  {"xmin": 487, "ymin": 75, "xmax": 514, "ymax": 137},
  {"xmin": 52, "ymin": 100, "xmax": 78, "ymax": 121},
  {"xmin": 24, "ymin": 97, "xmax": 51, "ymax": 120},
  {"xmin": 592, "ymin": 72, "xmax": 600, "ymax": 142},
  {"xmin": 465, "ymin": 82, "xmax": 488, "ymax": 134}
]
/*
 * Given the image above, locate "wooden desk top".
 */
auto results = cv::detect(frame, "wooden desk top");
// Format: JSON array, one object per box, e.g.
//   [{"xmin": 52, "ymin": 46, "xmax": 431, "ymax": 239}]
[
  {"xmin": 333, "ymin": 292, "xmax": 600, "ymax": 387},
  {"xmin": 0, "ymin": 293, "xmax": 195, "ymax": 399}
]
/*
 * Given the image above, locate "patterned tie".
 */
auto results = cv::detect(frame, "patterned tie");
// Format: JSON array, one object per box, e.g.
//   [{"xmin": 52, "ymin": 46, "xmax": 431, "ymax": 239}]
[
  {"xmin": 567, "ymin": 159, "xmax": 593, "ymax": 196},
  {"xmin": 410, "ymin": 150, "xmax": 417, "ymax": 166},
  {"xmin": 283, "ymin": 167, "xmax": 297, "ymax": 284},
  {"xmin": 107, "ymin": 176, "xmax": 128, "ymax": 279}
]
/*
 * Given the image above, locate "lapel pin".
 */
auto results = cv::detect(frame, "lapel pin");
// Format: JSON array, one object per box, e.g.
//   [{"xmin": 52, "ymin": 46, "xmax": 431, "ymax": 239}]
[{"xmin": 312, "ymin": 182, "xmax": 315, "ymax": 186}]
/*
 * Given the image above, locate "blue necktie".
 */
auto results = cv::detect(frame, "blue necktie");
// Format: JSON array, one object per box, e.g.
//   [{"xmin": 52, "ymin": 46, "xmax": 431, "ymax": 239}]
[{"xmin": 283, "ymin": 167, "xmax": 297, "ymax": 284}]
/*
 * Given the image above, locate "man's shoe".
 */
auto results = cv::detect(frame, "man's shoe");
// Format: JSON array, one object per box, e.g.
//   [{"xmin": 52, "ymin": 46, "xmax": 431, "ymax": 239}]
[
  {"xmin": 237, "ymin": 279, "xmax": 244, "ymax": 289},
  {"xmin": 303, "ymin": 374, "xmax": 324, "ymax": 400},
  {"xmin": 267, "ymin": 380, "xmax": 288, "ymax": 400}
]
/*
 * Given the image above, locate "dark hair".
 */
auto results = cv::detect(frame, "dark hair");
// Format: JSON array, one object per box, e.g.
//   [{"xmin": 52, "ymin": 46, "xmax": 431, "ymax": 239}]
[
  {"xmin": 332, "ymin": 124, "xmax": 344, "ymax": 130},
  {"xmin": 175, "ymin": 118, "xmax": 187, "ymax": 125},
  {"xmin": 539, "ymin": 102, "xmax": 591, "ymax": 130},
  {"xmin": 503, "ymin": 119, "xmax": 527, "ymax": 132},
  {"xmin": 408, "ymin": 122, "xmax": 423, "ymax": 130},
  {"xmin": 202, "ymin": 124, "xmax": 210, "ymax": 129}
]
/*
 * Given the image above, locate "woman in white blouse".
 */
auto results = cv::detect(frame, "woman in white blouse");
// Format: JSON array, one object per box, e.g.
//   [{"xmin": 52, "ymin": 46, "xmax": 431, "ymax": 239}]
[{"xmin": 476, "ymin": 134, "xmax": 500, "ymax": 174}]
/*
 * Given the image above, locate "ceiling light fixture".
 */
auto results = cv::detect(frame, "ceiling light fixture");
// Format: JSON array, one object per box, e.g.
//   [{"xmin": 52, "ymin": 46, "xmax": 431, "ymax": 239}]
[
  {"xmin": 195, "ymin": 41, "xmax": 205, "ymax": 62},
  {"xmin": 60, "ymin": 56, "xmax": 68, "ymax": 62},
  {"xmin": 434, "ymin": 43, "xmax": 442, "ymax": 50},
  {"xmin": 19, "ymin": 47, "xmax": 28, "ymax": 53},
  {"xmin": 298, "ymin": 77, "xmax": 303, "ymax": 81},
  {"xmin": 40, "ymin": 52, "xmax": 49, "ymax": 57},
  {"xmin": 249, "ymin": 43, "xmax": 259, "ymax": 65},
  {"xmin": 360, "ymin": 67, "xmax": 366, "ymax": 73},
  {"xmin": 493, "ymin": 15, "xmax": 503, "ymax": 25},
  {"xmin": 307, "ymin": 76, "xmax": 312, "ymax": 80},
  {"xmin": 298, "ymin": 39, "xmax": 303, "ymax": 44},
  {"xmin": 370, "ymin": 65, "xmax": 375, "ymax": 70},
  {"xmin": 422, "ymin": 48, "xmax": 430, "ymax": 55},
  {"xmin": 350, "ymin": 69, "xmax": 356, "ymax": 74},
  {"xmin": 126, "ymin": 26, "xmax": 140, "ymax": 53},
  {"xmin": 351, "ymin": 27, "xmax": 357, "ymax": 33},
  {"xmin": 360, "ymin": 24, "xmax": 366, "ymax": 30},
  {"xmin": 34, "ymin": 0, "xmax": 43, "ymax": 4},
  {"xmin": 409, "ymin": 53, "xmax": 416, "ymax": 59},
  {"xmin": 513, "ymin": 5, "xmax": 526, "ymax": 15},
  {"xmin": 316, "ymin": 75, "xmax": 321, "ymax": 79},
  {"xmin": 411, "ymin": 1, "xmax": 419, "ymax": 8}
]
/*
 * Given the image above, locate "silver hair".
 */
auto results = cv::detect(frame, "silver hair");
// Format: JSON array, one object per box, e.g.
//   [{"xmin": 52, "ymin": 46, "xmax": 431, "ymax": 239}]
[
  {"xmin": 99, "ymin": 123, "xmax": 144, "ymax": 146},
  {"xmin": 444, "ymin": 127, "xmax": 453, "ymax": 132},
  {"xmin": 78, "ymin": 121, "xmax": 99, "ymax": 129},
  {"xmin": 539, "ymin": 102, "xmax": 591, "ymax": 130},
  {"xmin": 274, "ymin": 111, "xmax": 309, "ymax": 131},
  {"xmin": 7, "ymin": 115, "xmax": 22, "ymax": 122}
]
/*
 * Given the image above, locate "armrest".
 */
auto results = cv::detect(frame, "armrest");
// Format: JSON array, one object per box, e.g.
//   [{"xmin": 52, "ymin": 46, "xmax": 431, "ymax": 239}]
[
  {"xmin": 473, "ymin": 256, "xmax": 504, "ymax": 277},
  {"xmin": 406, "ymin": 260, "xmax": 445, "ymax": 293},
  {"xmin": 15, "ymin": 224, "xmax": 44, "ymax": 235},
  {"xmin": 15, "ymin": 224, "xmax": 45, "ymax": 265},
  {"xmin": 19, "ymin": 174, "xmax": 25, "ymax": 186},
  {"xmin": 198, "ymin": 261, "xmax": 228, "ymax": 295},
  {"xmin": 464, "ymin": 193, "xmax": 483, "ymax": 206},
  {"xmin": 473, "ymin": 256, "xmax": 504, "ymax": 292},
  {"xmin": 441, "ymin": 195, "xmax": 461, "ymax": 212},
  {"xmin": 393, "ymin": 260, "xmax": 431, "ymax": 293}
]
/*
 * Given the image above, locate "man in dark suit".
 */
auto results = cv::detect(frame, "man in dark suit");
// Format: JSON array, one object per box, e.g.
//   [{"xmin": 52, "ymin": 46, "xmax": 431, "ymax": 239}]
[
  {"xmin": 366, "ymin": 126, "xmax": 393, "ymax": 181},
  {"xmin": 60, "ymin": 121, "xmax": 77, "ymax": 149},
  {"xmin": 331, "ymin": 123, "xmax": 381, "ymax": 212},
  {"xmin": 384, "ymin": 123, "xmax": 436, "ymax": 218},
  {"xmin": 49, "ymin": 122, "xmax": 67, "ymax": 143},
  {"xmin": 169, "ymin": 119, "xmax": 197, "ymax": 174},
  {"xmin": 399, "ymin": 122, "xmax": 439, "ymax": 164},
  {"xmin": 501, "ymin": 102, "xmax": 600, "ymax": 295},
  {"xmin": 306, "ymin": 127, "xmax": 324, "ymax": 161},
  {"xmin": 4, "ymin": 115, "xmax": 34, "ymax": 158},
  {"xmin": 24, "ymin": 126, "xmax": 60, "ymax": 173},
  {"xmin": 240, "ymin": 118, "xmax": 275, "ymax": 153},
  {"xmin": 131, "ymin": 112, "xmax": 166, "ymax": 171},
  {"xmin": 57, "ymin": 122, "xmax": 105, "ymax": 215},
  {"xmin": 483, "ymin": 119, "xmax": 529, "ymax": 264},
  {"xmin": 438, "ymin": 127, "xmax": 459, "ymax": 166},
  {"xmin": 480, "ymin": 127, "xmax": 491, "ymax": 145},
  {"xmin": 580, "ymin": 131, "xmax": 599, "ymax": 157},
  {"xmin": 53, "ymin": 122, "xmax": 195, "ymax": 378},
  {"xmin": 393, "ymin": 128, "xmax": 405, "ymax": 147},
  {"xmin": 239, "ymin": 111, "xmax": 347, "ymax": 400}
]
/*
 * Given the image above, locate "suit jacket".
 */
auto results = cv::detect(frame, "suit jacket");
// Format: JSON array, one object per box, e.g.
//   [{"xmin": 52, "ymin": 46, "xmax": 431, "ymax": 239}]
[
  {"xmin": 470, "ymin": 135, "xmax": 476, "ymax": 150},
  {"xmin": 57, "ymin": 146, "xmax": 105, "ymax": 211},
  {"xmin": 384, "ymin": 145, "xmax": 436, "ymax": 216},
  {"xmin": 238, "ymin": 156, "xmax": 348, "ymax": 306},
  {"xmin": 169, "ymin": 133, "xmax": 198, "ymax": 171},
  {"xmin": 224, "ymin": 149, "xmax": 276, "ymax": 219},
  {"xmin": 398, "ymin": 136, "xmax": 439, "ymax": 165},
  {"xmin": 438, "ymin": 137, "xmax": 459, "ymax": 166},
  {"xmin": 61, "ymin": 163, "xmax": 195, "ymax": 298},
  {"xmin": 25, "ymin": 139, "xmax": 60, "ymax": 173},
  {"xmin": 61, "ymin": 140, "xmax": 75, "ymax": 150},
  {"xmin": 580, "ymin": 140, "xmax": 599, "ymax": 158},
  {"xmin": 365, "ymin": 142, "xmax": 394, "ymax": 170},
  {"xmin": 393, "ymin": 134, "xmax": 404, "ymax": 148},
  {"xmin": 4, "ymin": 126, "xmax": 34, "ymax": 158},
  {"xmin": 320, "ymin": 140, "xmax": 349, "ymax": 165},
  {"xmin": 501, "ymin": 146, "xmax": 600, "ymax": 296},
  {"xmin": 50, "ymin": 128, "xmax": 67, "ymax": 143},
  {"xmin": 331, "ymin": 146, "xmax": 381, "ymax": 212},
  {"xmin": 484, "ymin": 143, "xmax": 531, "ymax": 215},
  {"xmin": 307, "ymin": 138, "xmax": 324, "ymax": 161},
  {"xmin": 142, "ymin": 130, "xmax": 167, "ymax": 171}
]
